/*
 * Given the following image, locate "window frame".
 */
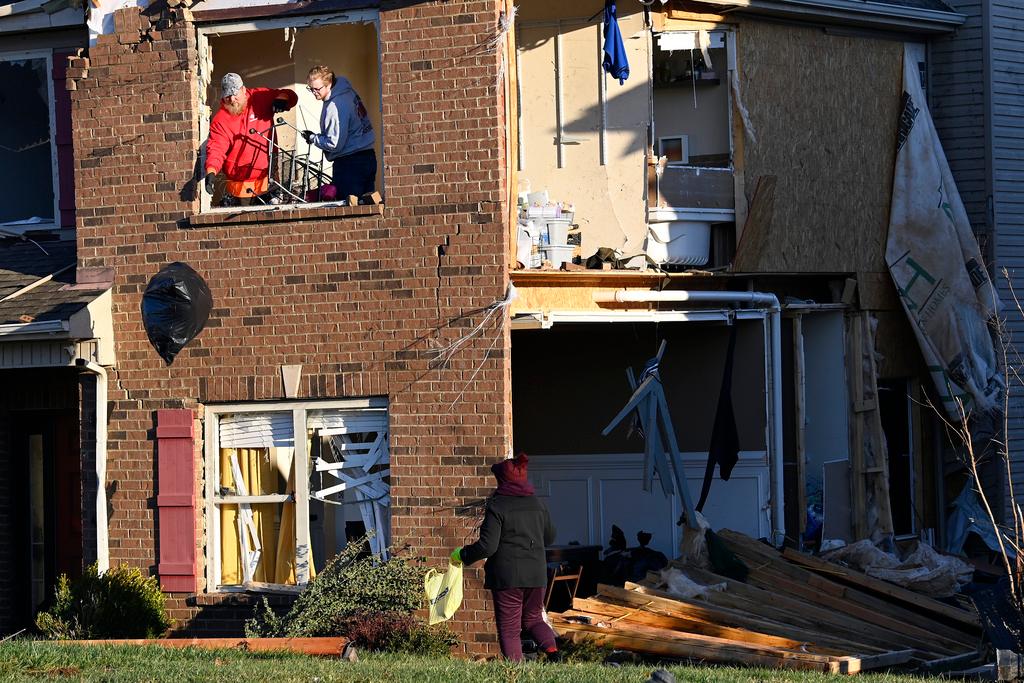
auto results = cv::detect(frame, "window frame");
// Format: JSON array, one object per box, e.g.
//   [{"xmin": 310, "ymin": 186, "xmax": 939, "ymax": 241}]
[
  {"xmin": 0, "ymin": 48, "xmax": 60, "ymax": 230},
  {"xmin": 195, "ymin": 9, "xmax": 382, "ymax": 215},
  {"xmin": 203, "ymin": 397, "xmax": 387, "ymax": 592}
]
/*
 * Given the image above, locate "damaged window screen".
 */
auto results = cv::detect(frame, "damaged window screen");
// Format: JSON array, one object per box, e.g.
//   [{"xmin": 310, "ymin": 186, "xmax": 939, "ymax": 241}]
[
  {"xmin": 201, "ymin": 19, "xmax": 381, "ymax": 210},
  {"xmin": 0, "ymin": 57, "xmax": 55, "ymax": 224},
  {"xmin": 210, "ymin": 403, "xmax": 390, "ymax": 589},
  {"xmin": 652, "ymin": 32, "xmax": 731, "ymax": 169}
]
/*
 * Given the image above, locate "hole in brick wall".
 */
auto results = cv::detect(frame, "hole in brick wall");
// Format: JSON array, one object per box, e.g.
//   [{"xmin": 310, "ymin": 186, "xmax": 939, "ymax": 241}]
[{"xmin": 201, "ymin": 19, "xmax": 382, "ymax": 212}]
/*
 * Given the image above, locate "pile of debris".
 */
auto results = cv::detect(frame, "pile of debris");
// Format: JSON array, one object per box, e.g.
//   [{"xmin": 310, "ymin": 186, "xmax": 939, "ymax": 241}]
[{"xmin": 552, "ymin": 529, "xmax": 982, "ymax": 674}]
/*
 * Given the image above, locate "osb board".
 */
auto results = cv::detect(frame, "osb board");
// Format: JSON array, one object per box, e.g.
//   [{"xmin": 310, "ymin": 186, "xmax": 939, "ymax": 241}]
[
  {"xmin": 873, "ymin": 309, "xmax": 924, "ymax": 379},
  {"xmin": 511, "ymin": 282, "xmax": 663, "ymax": 315},
  {"xmin": 735, "ymin": 20, "xmax": 901, "ymax": 273}
]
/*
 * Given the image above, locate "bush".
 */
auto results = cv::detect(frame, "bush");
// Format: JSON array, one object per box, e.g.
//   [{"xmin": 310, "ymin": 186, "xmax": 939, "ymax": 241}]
[
  {"xmin": 36, "ymin": 564, "xmax": 172, "ymax": 640},
  {"xmin": 339, "ymin": 612, "xmax": 458, "ymax": 656},
  {"xmin": 245, "ymin": 535, "xmax": 457, "ymax": 656},
  {"xmin": 246, "ymin": 535, "xmax": 425, "ymax": 638}
]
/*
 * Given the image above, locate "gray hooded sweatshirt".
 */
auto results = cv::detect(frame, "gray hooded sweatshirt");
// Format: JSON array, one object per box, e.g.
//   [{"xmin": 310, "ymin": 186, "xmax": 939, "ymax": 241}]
[{"xmin": 312, "ymin": 76, "xmax": 375, "ymax": 161}]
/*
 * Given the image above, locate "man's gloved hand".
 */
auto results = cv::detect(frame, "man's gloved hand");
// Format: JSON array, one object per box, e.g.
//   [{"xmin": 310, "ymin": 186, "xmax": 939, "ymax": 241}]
[
  {"xmin": 301, "ymin": 130, "xmax": 315, "ymax": 145},
  {"xmin": 272, "ymin": 98, "xmax": 288, "ymax": 114},
  {"xmin": 204, "ymin": 172, "xmax": 216, "ymax": 195},
  {"xmin": 450, "ymin": 548, "xmax": 463, "ymax": 565}
]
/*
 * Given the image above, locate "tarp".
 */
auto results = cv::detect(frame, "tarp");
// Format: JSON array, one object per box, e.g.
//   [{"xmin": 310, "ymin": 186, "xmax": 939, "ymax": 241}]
[{"xmin": 886, "ymin": 45, "xmax": 1002, "ymax": 419}]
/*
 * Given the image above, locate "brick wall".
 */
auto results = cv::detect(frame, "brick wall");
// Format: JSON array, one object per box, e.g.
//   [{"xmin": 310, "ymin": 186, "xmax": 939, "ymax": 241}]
[{"xmin": 71, "ymin": 1, "xmax": 510, "ymax": 654}]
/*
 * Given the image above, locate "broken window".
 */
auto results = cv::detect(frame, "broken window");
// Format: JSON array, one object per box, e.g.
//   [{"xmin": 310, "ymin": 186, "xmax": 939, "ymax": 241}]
[
  {"xmin": 197, "ymin": 11, "xmax": 381, "ymax": 212},
  {"xmin": 652, "ymin": 31, "xmax": 732, "ymax": 170},
  {"xmin": 0, "ymin": 52, "xmax": 57, "ymax": 226},
  {"xmin": 207, "ymin": 400, "xmax": 389, "ymax": 590}
]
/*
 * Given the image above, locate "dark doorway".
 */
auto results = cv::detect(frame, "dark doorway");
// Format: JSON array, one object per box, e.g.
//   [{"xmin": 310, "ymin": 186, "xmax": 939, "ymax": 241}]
[
  {"xmin": 11, "ymin": 411, "xmax": 81, "ymax": 628},
  {"xmin": 879, "ymin": 379, "xmax": 914, "ymax": 536}
]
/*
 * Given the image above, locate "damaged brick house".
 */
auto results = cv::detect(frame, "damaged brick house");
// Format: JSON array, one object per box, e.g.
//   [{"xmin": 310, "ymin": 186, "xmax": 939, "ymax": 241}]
[{"xmin": 0, "ymin": 0, "xmax": 1016, "ymax": 657}]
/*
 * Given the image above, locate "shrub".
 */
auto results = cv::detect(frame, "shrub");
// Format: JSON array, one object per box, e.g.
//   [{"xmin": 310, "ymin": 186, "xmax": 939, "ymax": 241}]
[
  {"xmin": 246, "ymin": 535, "xmax": 425, "ymax": 638},
  {"xmin": 245, "ymin": 535, "xmax": 458, "ymax": 656},
  {"xmin": 339, "ymin": 612, "xmax": 458, "ymax": 657},
  {"xmin": 36, "ymin": 564, "xmax": 172, "ymax": 640}
]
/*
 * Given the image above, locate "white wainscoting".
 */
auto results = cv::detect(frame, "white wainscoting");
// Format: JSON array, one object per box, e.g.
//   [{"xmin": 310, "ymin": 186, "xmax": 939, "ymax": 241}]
[{"xmin": 529, "ymin": 452, "xmax": 770, "ymax": 559}]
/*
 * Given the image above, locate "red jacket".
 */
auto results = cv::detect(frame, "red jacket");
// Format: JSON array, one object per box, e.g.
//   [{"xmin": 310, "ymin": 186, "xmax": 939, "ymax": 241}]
[{"xmin": 205, "ymin": 87, "xmax": 298, "ymax": 197}]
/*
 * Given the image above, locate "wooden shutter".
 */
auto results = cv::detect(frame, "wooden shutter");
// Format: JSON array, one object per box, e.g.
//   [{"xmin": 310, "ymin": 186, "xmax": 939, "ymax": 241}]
[{"xmin": 156, "ymin": 409, "xmax": 197, "ymax": 592}]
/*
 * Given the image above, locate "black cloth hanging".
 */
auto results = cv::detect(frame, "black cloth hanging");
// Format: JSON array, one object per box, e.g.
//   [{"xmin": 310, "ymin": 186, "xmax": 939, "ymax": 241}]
[{"xmin": 696, "ymin": 322, "xmax": 740, "ymax": 512}]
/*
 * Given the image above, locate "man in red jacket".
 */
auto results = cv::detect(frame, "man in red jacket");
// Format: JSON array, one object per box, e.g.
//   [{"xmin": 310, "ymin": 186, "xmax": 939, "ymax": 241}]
[{"xmin": 203, "ymin": 73, "xmax": 298, "ymax": 205}]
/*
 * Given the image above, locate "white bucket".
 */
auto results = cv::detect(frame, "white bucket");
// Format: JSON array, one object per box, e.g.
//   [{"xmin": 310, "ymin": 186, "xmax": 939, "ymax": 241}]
[
  {"xmin": 540, "ymin": 244, "xmax": 574, "ymax": 268},
  {"xmin": 545, "ymin": 219, "xmax": 572, "ymax": 246}
]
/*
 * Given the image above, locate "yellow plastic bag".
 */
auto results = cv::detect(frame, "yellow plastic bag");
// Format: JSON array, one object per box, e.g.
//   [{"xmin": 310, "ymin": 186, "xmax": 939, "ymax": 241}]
[{"xmin": 424, "ymin": 560, "xmax": 463, "ymax": 625}]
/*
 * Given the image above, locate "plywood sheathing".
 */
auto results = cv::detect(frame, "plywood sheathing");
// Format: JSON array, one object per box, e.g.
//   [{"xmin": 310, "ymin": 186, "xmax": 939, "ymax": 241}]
[{"xmin": 735, "ymin": 20, "xmax": 901, "ymax": 274}]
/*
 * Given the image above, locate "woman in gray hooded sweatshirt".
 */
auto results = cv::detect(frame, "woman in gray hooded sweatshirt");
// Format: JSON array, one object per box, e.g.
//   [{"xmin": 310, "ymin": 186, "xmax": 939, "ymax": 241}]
[{"xmin": 302, "ymin": 65, "xmax": 376, "ymax": 200}]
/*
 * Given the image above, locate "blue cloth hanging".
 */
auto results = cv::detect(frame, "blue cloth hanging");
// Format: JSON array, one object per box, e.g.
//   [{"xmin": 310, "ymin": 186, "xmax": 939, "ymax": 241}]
[{"xmin": 602, "ymin": 1, "xmax": 629, "ymax": 85}]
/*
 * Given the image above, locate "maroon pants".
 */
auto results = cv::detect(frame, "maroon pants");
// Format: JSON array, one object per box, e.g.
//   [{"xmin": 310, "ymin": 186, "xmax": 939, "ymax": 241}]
[{"xmin": 491, "ymin": 586, "xmax": 558, "ymax": 661}]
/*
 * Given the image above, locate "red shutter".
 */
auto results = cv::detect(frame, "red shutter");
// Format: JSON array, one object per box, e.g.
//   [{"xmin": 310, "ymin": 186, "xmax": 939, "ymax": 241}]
[
  {"xmin": 156, "ymin": 409, "xmax": 197, "ymax": 592},
  {"xmin": 51, "ymin": 50, "xmax": 76, "ymax": 229}
]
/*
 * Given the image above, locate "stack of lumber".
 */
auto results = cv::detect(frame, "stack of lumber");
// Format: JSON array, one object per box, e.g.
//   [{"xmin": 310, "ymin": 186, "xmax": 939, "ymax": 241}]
[{"xmin": 552, "ymin": 529, "xmax": 982, "ymax": 674}]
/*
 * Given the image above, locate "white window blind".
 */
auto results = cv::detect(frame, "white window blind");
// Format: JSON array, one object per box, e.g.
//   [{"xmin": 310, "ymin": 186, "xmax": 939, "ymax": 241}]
[
  {"xmin": 307, "ymin": 409, "xmax": 387, "ymax": 435},
  {"xmin": 218, "ymin": 412, "xmax": 294, "ymax": 448}
]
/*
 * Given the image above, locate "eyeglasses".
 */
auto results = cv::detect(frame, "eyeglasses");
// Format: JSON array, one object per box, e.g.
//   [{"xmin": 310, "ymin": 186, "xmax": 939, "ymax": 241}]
[{"xmin": 306, "ymin": 83, "xmax": 327, "ymax": 94}]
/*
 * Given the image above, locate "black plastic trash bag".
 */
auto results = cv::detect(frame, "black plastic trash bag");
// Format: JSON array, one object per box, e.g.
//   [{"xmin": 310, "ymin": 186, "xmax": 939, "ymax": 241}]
[{"xmin": 141, "ymin": 262, "xmax": 212, "ymax": 365}]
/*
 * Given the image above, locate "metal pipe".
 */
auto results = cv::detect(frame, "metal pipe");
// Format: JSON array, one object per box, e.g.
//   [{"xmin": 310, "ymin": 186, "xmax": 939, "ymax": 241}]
[
  {"xmin": 79, "ymin": 361, "xmax": 109, "ymax": 573},
  {"xmin": 593, "ymin": 288, "xmax": 787, "ymax": 546}
]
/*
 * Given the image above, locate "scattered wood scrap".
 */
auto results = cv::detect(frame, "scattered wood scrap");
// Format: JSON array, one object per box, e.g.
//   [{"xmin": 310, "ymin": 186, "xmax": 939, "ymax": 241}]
[
  {"xmin": 56, "ymin": 637, "xmax": 350, "ymax": 657},
  {"xmin": 552, "ymin": 529, "xmax": 983, "ymax": 674}
]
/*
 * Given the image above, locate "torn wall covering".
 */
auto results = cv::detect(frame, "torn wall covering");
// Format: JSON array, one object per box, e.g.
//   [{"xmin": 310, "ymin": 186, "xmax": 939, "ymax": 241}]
[{"xmin": 886, "ymin": 44, "xmax": 1001, "ymax": 420}]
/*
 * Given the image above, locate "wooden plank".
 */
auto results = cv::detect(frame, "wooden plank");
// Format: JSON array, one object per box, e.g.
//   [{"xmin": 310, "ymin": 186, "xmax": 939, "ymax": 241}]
[
  {"xmin": 717, "ymin": 532, "xmax": 969, "ymax": 654},
  {"xmin": 554, "ymin": 611, "xmax": 843, "ymax": 666},
  {"xmin": 572, "ymin": 598, "xmax": 833, "ymax": 654},
  {"xmin": 553, "ymin": 620, "xmax": 841, "ymax": 673},
  {"xmin": 649, "ymin": 569, "xmax": 889, "ymax": 654},
  {"xmin": 722, "ymin": 534, "xmax": 978, "ymax": 647},
  {"xmin": 836, "ymin": 649, "xmax": 915, "ymax": 674},
  {"xmin": 626, "ymin": 578, "xmax": 925, "ymax": 656},
  {"xmin": 781, "ymin": 548, "xmax": 982, "ymax": 629},
  {"xmin": 730, "ymin": 175, "xmax": 775, "ymax": 272},
  {"xmin": 57, "ymin": 637, "xmax": 349, "ymax": 656}
]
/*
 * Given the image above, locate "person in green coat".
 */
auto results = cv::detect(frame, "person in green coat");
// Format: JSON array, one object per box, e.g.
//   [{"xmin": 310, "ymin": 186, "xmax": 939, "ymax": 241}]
[{"xmin": 453, "ymin": 453, "xmax": 559, "ymax": 661}]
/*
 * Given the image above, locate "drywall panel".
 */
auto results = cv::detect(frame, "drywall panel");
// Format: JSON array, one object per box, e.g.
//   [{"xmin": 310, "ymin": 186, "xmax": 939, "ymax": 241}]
[
  {"xmin": 517, "ymin": 0, "xmax": 650, "ymax": 257},
  {"xmin": 735, "ymin": 20, "xmax": 901, "ymax": 273}
]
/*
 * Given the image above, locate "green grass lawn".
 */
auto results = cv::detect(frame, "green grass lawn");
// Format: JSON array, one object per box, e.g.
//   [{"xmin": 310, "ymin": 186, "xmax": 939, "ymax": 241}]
[{"xmin": 0, "ymin": 641, "xmax": 949, "ymax": 683}]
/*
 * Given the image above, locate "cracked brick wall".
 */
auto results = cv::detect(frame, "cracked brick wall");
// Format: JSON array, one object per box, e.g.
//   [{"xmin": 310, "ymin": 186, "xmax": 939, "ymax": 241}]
[{"xmin": 70, "ymin": 0, "xmax": 511, "ymax": 654}]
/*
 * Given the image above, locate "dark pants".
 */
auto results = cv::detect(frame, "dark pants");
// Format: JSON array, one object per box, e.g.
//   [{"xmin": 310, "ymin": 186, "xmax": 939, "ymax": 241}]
[
  {"xmin": 492, "ymin": 586, "xmax": 557, "ymax": 661},
  {"xmin": 331, "ymin": 148, "xmax": 376, "ymax": 199}
]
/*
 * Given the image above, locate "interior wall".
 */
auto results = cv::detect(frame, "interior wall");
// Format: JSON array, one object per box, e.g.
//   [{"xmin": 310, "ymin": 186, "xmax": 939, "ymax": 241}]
[
  {"xmin": 735, "ymin": 20, "xmax": 901, "ymax": 273},
  {"xmin": 512, "ymin": 320, "xmax": 767, "ymax": 455},
  {"xmin": 653, "ymin": 47, "xmax": 729, "ymax": 160},
  {"xmin": 802, "ymin": 312, "xmax": 850, "ymax": 503},
  {"xmin": 207, "ymin": 22, "xmax": 382, "ymax": 188},
  {"xmin": 516, "ymin": 0, "xmax": 650, "ymax": 256}
]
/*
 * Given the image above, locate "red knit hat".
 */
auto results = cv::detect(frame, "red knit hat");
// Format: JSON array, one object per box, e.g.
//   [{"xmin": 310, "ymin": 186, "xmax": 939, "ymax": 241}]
[{"xmin": 491, "ymin": 452, "xmax": 529, "ymax": 483}]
